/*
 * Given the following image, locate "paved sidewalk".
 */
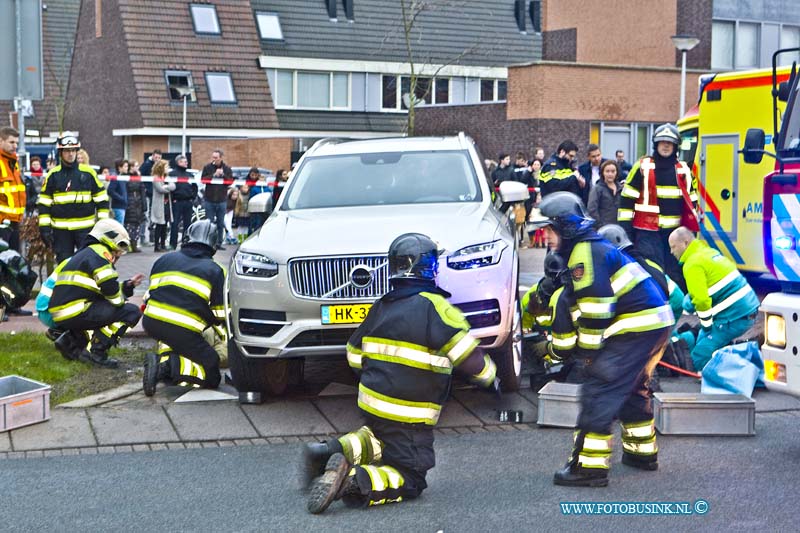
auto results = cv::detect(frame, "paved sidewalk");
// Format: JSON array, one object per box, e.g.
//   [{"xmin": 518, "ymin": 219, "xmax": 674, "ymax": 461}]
[{"xmin": 3, "ymin": 376, "xmax": 800, "ymax": 458}]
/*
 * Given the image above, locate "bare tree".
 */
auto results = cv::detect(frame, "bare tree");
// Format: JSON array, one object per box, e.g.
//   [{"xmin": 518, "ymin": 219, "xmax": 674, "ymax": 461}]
[
  {"xmin": 393, "ymin": 0, "xmax": 491, "ymax": 136},
  {"xmin": 41, "ymin": 45, "xmax": 72, "ymax": 135}
]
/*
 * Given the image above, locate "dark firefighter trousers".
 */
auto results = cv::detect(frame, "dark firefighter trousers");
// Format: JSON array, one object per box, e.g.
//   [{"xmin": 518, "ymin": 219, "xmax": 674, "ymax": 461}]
[
  {"xmin": 578, "ymin": 327, "xmax": 670, "ymax": 435},
  {"xmin": 634, "ymin": 229, "xmax": 686, "ymax": 292},
  {"xmin": 56, "ymin": 300, "xmax": 141, "ymax": 350},
  {"xmin": 53, "ymin": 228, "xmax": 90, "ymax": 265},
  {"xmin": 142, "ymin": 316, "xmax": 221, "ymax": 389},
  {"xmin": 335, "ymin": 418, "xmax": 435, "ymax": 507}
]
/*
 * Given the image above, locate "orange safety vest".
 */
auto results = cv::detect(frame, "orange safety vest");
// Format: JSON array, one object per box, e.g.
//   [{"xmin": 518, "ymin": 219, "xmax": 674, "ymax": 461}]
[
  {"xmin": 0, "ymin": 151, "xmax": 25, "ymax": 223},
  {"xmin": 631, "ymin": 157, "xmax": 700, "ymax": 232}
]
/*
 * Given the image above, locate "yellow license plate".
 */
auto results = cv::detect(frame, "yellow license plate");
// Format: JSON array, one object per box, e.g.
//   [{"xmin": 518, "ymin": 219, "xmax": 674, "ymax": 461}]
[{"xmin": 321, "ymin": 304, "xmax": 372, "ymax": 325}]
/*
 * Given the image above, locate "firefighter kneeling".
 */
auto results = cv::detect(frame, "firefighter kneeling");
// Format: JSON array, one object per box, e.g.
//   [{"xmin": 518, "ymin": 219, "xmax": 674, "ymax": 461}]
[
  {"xmin": 301, "ymin": 233, "xmax": 499, "ymax": 514},
  {"xmin": 47, "ymin": 219, "xmax": 143, "ymax": 367},
  {"xmin": 142, "ymin": 219, "xmax": 226, "ymax": 394},
  {"xmin": 530, "ymin": 192, "xmax": 674, "ymax": 487}
]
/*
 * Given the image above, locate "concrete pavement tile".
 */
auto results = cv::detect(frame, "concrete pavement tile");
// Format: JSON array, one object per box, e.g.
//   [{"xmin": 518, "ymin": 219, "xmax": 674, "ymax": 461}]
[
  {"xmin": 311, "ymin": 397, "xmax": 362, "ymax": 433},
  {"xmin": 43, "ymin": 450, "xmax": 62, "ymax": 457},
  {"xmin": 0, "ymin": 431, "xmax": 11, "ymax": 452},
  {"xmin": 61, "ymin": 449, "xmax": 79, "ymax": 456},
  {"xmin": 149, "ymin": 443, "xmax": 167, "ymax": 451},
  {"xmin": 166, "ymin": 442, "xmax": 185, "ymax": 450},
  {"xmin": 517, "ymin": 386, "xmax": 540, "ymax": 406},
  {"xmin": 98, "ymin": 446, "xmax": 115, "ymax": 454},
  {"xmin": 114, "ymin": 445, "xmax": 134, "ymax": 453},
  {"xmin": 452, "ymin": 389, "xmax": 537, "ymax": 426},
  {"xmin": 242, "ymin": 401, "xmax": 335, "ymax": 437},
  {"xmin": 25, "ymin": 451, "xmax": 43, "ymax": 459},
  {"xmin": 218, "ymin": 440, "xmax": 235, "ymax": 447},
  {"xmin": 659, "ymin": 377, "xmax": 701, "ymax": 393},
  {"xmin": 89, "ymin": 406, "xmax": 179, "ymax": 445},
  {"xmin": 753, "ymin": 389, "xmax": 800, "ymax": 412},
  {"xmin": 166, "ymin": 402, "xmax": 258, "ymax": 441},
  {"xmin": 438, "ymin": 401, "xmax": 482, "ymax": 427},
  {"xmin": 201, "ymin": 441, "xmax": 219, "ymax": 448},
  {"xmin": 10, "ymin": 409, "xmax": 97, "ymax": 451},
  {"xmin": 132, "ymin": 444, "xmax": 150, "ymax": 452},
  {"xmin": 79, "ymin": 447, "xmax": 98, "ymax": 455}
]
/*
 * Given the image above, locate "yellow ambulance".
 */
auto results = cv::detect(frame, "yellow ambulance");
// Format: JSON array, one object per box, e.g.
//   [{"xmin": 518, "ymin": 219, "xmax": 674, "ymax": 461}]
[{"xmin": 677, "ymin": 66, "xmax": 791, "ymax": 275}]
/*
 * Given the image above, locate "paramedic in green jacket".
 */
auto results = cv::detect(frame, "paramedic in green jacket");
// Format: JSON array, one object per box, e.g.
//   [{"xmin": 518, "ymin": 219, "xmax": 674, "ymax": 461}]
[{"xmin": 668, "ymin": 226, "xmax": 760, "ymax": 371}]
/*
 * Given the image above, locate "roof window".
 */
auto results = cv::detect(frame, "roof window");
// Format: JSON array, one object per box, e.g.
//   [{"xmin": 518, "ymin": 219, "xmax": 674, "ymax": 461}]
[
  {"xmin": 206, "ymin": 72, "xmax": 237, "ymax": 104},
  {"xmin": 191, "ymin": 3, "xmax": 221, "ymax": 35},
  {"xmin": 256, "ymin": 12, "xmax": 283, "ymax": 40}
]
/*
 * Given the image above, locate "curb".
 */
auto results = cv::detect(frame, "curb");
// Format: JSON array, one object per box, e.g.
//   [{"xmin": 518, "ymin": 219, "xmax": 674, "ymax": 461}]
[{"xmin": 59, "ymin": 381, "xmax": 143, "ymax": 409}]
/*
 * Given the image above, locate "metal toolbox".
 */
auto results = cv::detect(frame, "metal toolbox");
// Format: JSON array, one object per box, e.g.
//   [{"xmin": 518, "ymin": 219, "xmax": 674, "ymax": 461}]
[
  {"xmin": 536, "ymin": 381, "xmax": 582, "ymax": 428},
  {"xmin": 653, "ymin": 393, "xmax": 755, "ymax": 436},
  {"xmin": 0, "ymin": 375, "xmax": 51, "ymax": 432}
]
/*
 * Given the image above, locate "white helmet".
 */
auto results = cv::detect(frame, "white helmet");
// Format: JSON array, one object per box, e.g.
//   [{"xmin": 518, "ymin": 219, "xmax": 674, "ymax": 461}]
[{"xmin": 89, "ymin": 218, "xmax": 131, "ymax": 252}]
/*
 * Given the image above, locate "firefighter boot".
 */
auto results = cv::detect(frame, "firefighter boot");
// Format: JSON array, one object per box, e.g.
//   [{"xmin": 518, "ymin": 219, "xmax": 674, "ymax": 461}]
[
  {"xmin": 621, "ymin": 420, "xmax": 658, "ymax": 471},
  {"xmin": 85, "ymin": 332, "xmax": 122, "ymax": 369},
  {"xmin": 307, "ymin": 453, "xmax": 357, "ymax": 514},
  {"xmin": 143, "ymin": 352, "xmax": 159, "ymax": 396},
  {"xmin": 553, "ymin": 431, "xmax": 610, "ymax": 487},
  {"xmin": 301, "ymin": 441, "xmax": 334, "ymax": 490},
  {"xmin": 54, "ymin": 331, "xmax": 91, "ymax": 361}
]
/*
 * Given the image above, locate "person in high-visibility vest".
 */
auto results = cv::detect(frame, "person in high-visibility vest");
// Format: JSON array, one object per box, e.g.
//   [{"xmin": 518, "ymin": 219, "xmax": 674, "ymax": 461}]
[
  {"xmin": 530, "ymin": 192, "xmax": 673, "ymax": 487},
  {"xmin": 618, "ymin": 124, "xmax": 700, "ymax": 292},
  {"xmin": 0, "ymin": 126, "xmax": 25, "ymax": 252},
  {"xmin": 668, "ymin": 226, "xmax": 759, "ymax": 371},
  {"xmin": 37, "ymin": 133, "xmax": 110, "ymax": 263},
  {"xmin": 302, "ymin": 233, "xmax": 499, "ymax": 514}
]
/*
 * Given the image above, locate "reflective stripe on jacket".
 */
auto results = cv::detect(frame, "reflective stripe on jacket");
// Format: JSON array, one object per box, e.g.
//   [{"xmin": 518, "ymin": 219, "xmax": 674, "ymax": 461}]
[
  {"xmin": 346, "ymin": 285, "xmax": 496, "ymax": 427},
  {"xmin": 679, "ymin": 239, "xmax": 759, "ymax": 328},
  {"xmin": 0, "ymin": 151, "xmax": 25, "ymax": 223},
  {"xmin": 143, "ymin": 246, "xmax": 227, "ymax": 333},
  {"xmin": 557, "ymin": 236, "xmax": 674, "ymax": 357},
  {"xmin": 49, "ymin": 244, "xmax": 125, "ymax": 322},
  {"xmin": 37, "ymin": 163, "xmax": 110, "ymax": 230},
  {"xmin": 619, "ymin": 157, "xmax": 697, "ymax": 231}
]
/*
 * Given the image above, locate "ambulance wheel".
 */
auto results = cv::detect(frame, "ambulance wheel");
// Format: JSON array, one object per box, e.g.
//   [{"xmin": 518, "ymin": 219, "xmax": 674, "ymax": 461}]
[
  {"xmin": 228, "ymin": 338, "xmax": 290, "ymax": 397},
  {"xmin": 491, "ymin": 297, "xmax": 523, "ymax": 392}
]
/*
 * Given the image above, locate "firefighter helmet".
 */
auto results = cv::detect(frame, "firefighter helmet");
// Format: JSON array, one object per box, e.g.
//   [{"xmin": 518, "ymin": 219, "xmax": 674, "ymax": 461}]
[
  {"xmin": 56, "ymin": 132, "xmax": 81, "ymax": 150},
  {"xmin": 89, "ymin": 218, "xmax": 130, "ymax": 252},
  {"xmin": 185, "ymin": 219, "xmax": 218, "ymax": 251},
  {"xmin": 388, "ymin": 233, "xmax": 440, "ymax": 281},
  {"xmin": 598, "ymin": 224, "xmax": 633, "ymax": 250},
  {"xmin": 528, "ymin": 192, "xmax": 595, "ymax": 239},
  {"xmin": 652, "ymin": 123, "xmax": 680, "ymax": 147},
  {"xmin": 544, "ymin": 250, "xmax": 568, "ymax": 280}
]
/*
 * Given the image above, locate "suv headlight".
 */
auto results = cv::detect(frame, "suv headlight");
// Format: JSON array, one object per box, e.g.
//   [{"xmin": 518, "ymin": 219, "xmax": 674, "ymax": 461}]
[
  {"xmin": 447, "ymin": 240, "xmax": 507, "ymax": 270},
  {"xmin": 234, "ymin": 251, "xmax": 279, "ymax": 278}
]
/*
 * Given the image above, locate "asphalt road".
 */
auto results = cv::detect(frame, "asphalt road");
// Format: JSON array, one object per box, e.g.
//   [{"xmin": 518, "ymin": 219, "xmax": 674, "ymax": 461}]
[{"xmin": 2, "ymin": 413, "xmax": 797, "ymax": 532}]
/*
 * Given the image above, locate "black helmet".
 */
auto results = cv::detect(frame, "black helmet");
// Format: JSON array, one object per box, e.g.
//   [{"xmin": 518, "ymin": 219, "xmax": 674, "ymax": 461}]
[
  {"xmin": 388, "ymin": 233, "xmax": 440, "ymax": 281},
  {"xmin": 528, "ymin": 192, "xmax": 595, "ymax": 239},
  {"xmin": 653, "ymin": 123, "xmax": 680, "ymax": 147},
  {"xmin": 598, "ymin": 224, "xmax": 633, "ymax": 250},
  {"xmin": 185, "ymin": 219, "xmax": 218, "ymax": 251},
  {"xmin": 544, "ymin": 250, "xmax": 568, "ymax": 280}
]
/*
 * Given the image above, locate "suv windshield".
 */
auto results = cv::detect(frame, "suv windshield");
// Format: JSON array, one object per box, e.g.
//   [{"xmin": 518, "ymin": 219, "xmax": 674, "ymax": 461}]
[{"xmin": 282, "ymin": 150, "xmax": 482, "ymax": 209}]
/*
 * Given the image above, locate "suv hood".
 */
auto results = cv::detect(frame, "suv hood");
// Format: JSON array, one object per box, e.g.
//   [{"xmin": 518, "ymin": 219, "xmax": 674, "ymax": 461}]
[{"xmin": 245, "ymin": 202, "xmax": 503, "ymax": 261}]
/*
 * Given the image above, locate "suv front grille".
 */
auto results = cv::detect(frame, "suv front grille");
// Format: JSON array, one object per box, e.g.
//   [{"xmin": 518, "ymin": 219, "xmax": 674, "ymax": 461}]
[{"xmin": 289, "ymin": 255, "xmax": 390, "ymax": 300}]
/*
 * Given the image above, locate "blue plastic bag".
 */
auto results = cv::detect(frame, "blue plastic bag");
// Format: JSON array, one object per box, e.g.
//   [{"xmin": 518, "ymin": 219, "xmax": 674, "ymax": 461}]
[{"xmin": 701, "ymin": 341, "xmax": 765, "ymax": 398}]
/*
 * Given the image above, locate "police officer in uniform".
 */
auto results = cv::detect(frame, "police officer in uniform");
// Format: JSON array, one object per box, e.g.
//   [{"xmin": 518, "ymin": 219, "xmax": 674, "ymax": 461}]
[
  {"xmin": 142, "ymin": 219, "xmax": 226, "ymax": 394},
  {"xmin": 48, "ymin": 219, "xmax": 143, "ymax": 367},
  {"xmin": 302, "ymin": 233, "xmax": 499, "ymax": 514},
  {"xmin": 618, "ymin": 124, "xmax": 700, "ymax": 291},
  {"xmin": 37, "ymin": 133, "xmax": 110, "ymax": 263},
  {"xmin": 530, "ymin": 192, "xmax": 674, "ymax": 487}
]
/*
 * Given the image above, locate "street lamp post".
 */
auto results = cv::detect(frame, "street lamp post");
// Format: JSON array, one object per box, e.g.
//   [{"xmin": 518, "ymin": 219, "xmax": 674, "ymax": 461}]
[
  {"xmin": 174, "ymin": 87, "xmax": 196, "ymax": 156},
  {"xmin": 672, "ymin": 34, "xmax": 701, "ymax": 116}
]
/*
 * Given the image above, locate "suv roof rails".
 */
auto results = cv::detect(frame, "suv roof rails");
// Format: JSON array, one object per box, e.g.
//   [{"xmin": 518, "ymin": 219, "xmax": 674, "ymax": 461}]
[{"xmin": 306, "ymin": 137, "xmax": 350, "ymax": 155}]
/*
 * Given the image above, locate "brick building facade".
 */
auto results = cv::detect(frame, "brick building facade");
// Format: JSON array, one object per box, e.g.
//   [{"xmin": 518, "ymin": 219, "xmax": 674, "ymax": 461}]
[{"xmin": 418, "ymin": 0, "xmax": 713, "ymax": 163}]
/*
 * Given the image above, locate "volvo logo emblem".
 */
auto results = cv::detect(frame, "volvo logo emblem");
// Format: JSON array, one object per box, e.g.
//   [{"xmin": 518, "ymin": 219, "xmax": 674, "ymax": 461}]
[{"xmin": 349, "ymin": 265, "xmax": 373, "ymax": 289}]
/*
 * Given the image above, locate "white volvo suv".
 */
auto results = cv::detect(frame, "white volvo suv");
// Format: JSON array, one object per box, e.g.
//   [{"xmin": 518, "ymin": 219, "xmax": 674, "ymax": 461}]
[{"xmin": 227, "ymin": 133, "xmax": 526, "ymax": 397}]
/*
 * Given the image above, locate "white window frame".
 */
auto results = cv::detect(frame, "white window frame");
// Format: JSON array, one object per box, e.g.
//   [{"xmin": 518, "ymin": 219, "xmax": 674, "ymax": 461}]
[
  {"xmin": 190, "ymin": 3, "xmax": 221, "ymax": 35},
  {"xmin": 255, "ymin": 11, "xmax": 283, "ymax": 40},
  {"xmin": 380, "ymin": 74, "xmax": 451, "ymax": 110},
  {"xmin": 273, "ymin": 70, "xmax": 351, "ymax": 111},
  {"xmin": 164, "ymin": 70, "xmax": 195, "ymax": 102},
  {"xmin": 479, "ymin": 79, "xmax": 507, "ymax": 102},
  {"xmin": 205, "ymin": 72, "xmax": 237, "ymax": 104}
]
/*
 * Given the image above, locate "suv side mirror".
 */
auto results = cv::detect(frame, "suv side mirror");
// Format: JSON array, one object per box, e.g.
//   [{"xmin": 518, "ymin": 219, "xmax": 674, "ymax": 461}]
[
  {"xmin": 248, "ymin": 192, "xmax": 274, "ymax": 215},
  {"xmin": 742, "ymin": 128, "xmax": 766, "ymax": 164},
  {"xmin": 778, "ymin": 81, "xmax": 791, "ymax": 102},
  {"xmin": 498, "ymin": 180, "xmax": 530, "ymax": 203}
]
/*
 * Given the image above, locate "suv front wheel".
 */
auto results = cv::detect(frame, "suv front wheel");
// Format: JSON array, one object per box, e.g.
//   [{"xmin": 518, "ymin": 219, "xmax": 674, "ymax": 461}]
[
  {"xmin": 228, "ymin": 339, "xmax": 292, "ymax": 397},
  {"xmin": 489, "ymin": 297, "xmax": 523, "ymax": 391}
]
